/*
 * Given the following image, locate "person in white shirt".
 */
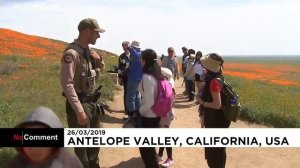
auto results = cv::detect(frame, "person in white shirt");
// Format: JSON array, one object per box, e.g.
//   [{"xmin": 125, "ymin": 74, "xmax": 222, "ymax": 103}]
[
  {"xmin": 138, "ymin": 49, "xmax": 163, "ymax": 168},
  {"xmin": 184, "ymin": 54, "xmax": 196, "ymax": 101},
  {"xmin": 194, "ymin": 51, "xmax": 205, "ymax": 102}
]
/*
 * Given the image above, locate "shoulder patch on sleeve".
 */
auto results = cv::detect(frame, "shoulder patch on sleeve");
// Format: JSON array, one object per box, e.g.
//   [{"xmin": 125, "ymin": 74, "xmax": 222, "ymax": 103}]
[
  {"xmin": 63, "ymin": 54, "xmax": 73, "ymax": 64},
  {"xmin": 62, "ymin": 49, "xmax": 78, "ymax": 64}
]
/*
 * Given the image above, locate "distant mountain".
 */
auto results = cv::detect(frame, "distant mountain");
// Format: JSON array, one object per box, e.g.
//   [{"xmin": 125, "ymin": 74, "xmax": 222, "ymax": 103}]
[{"xmin": 0, "ymin": 28, "xmax": 117, "ymax": 59}]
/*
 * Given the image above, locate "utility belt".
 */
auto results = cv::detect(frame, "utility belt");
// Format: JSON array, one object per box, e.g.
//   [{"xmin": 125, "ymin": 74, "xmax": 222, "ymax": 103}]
[
  {"xmin": 77, "ymin": 92, "xmax": 94, "ymax": 103},
  {"xmin": 62, "ymin": 91, "xmax": 94, "ymax": 103},
  {"xmin": 62, "ymin": 85, "xmax": 105, "ymax": 116},
  {"xmin": 79, "ymin": 91, "xmax": 105, "ymax": 116}
]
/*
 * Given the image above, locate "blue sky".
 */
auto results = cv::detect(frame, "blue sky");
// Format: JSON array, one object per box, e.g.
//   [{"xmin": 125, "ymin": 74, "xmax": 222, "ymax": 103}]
[{"xmin": 1, "ymin": 0, "xmax": 300, "ymax": 56}]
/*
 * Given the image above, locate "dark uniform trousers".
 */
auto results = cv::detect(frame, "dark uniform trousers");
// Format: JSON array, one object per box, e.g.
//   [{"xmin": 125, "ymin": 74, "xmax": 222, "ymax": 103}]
[{"xmin": 66, "ymin": 100, "xmax": 100, "ymax": 168}]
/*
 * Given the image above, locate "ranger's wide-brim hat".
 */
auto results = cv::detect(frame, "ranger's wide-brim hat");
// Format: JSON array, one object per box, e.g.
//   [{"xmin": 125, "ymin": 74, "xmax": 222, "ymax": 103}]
[
  {"xmin": 200, "ymin": 54, "xmax": 222, "ymax": 73},
  {"xmin": 78, "ymin": 18, "xmax": 105, "ymax": 33}
]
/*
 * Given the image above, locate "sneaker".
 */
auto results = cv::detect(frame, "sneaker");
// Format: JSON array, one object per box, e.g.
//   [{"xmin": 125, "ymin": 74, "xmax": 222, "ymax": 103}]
[
  {"xmin": 160, "ymin": 158, "xmax": 174, "ymax": 167},
  {"xmin": 156, "ymin": 155, "xmax": 163, "ymax": 162},
  {"xmin": 123, "ymin": 117, "xmax": 131, "ymax": 123}
]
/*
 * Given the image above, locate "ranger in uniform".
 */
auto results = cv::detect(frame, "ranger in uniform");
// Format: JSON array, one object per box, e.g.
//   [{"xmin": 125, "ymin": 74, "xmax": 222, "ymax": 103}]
[{"xmin": 61, "ymin": 18, "xmax": 105, "ymax": 168}]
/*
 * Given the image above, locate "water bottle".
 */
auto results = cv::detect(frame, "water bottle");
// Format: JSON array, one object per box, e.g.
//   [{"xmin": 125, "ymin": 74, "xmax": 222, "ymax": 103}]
[{"xmin": 230, "ymin": 97, "xmax": 237, "ymax": 106}]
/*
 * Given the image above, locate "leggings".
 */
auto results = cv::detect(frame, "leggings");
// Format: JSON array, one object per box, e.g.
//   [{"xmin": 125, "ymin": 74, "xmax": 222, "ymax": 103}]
[
  {"xmin": 158, "ymin": 147, "xmax": 172, "ymax": 159},
  {"xmin": 139, "ymin": 117, "xmax": 160, "ymax": 168}
]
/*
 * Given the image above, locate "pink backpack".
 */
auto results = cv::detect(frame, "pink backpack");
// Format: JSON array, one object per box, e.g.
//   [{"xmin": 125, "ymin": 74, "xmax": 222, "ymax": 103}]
[
  {"xmin": 152, "ymin": 79, "xmax": 174, "ymax": 117},
  {"xmin": 142, "ymin": 75, "xmax": 175, "ymax": 117}
]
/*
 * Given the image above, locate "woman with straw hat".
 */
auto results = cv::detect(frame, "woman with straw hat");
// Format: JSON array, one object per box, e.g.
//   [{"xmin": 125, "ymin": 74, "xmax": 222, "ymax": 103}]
[{"xmin": 197, "ymin": 53, "xmax": 231, "ymax": 168}]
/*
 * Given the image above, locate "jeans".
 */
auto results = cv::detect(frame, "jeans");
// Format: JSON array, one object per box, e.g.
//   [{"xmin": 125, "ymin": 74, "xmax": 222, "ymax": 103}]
[
  {"xmin": 122, "ymin": 75, "xmax": 128, "ymax": 113},
  {"xmin": 125, "ymin": 79, "xmax": 141, "ymax": 113}
]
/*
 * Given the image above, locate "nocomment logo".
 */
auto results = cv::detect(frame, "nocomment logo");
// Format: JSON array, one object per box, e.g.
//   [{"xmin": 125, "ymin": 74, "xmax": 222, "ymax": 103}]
[{"xmin": 12, "ymin": 4, "xmax": 63, "ymax": 12}]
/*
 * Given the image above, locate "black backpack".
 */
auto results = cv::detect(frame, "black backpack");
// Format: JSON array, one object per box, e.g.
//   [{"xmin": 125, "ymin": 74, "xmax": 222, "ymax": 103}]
[{"xmin": 215, "ymin": 78, "xmax": 241, "ymax": 122}]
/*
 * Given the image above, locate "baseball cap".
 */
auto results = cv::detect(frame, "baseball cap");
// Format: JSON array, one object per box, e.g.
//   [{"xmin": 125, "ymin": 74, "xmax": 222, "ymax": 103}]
[{"xmin": 78, "ymin": 18, "xmax": 105, "ymax": 33}]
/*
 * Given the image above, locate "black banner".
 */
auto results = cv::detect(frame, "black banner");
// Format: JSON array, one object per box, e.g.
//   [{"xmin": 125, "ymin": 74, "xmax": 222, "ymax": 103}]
[{"xmin": 0, "ymin": 128, "xmax": 64, "ymax": 147}]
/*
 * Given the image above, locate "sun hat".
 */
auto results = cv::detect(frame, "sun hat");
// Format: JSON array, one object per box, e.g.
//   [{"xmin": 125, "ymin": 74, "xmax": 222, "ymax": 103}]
[
  {"xmin": 131, "ymin": 40, "xmax": 140, "ymax": 49},
  {"xmin": 200, "ymin": 53, "xmax": 223, "ymax": 73},
  {"xmin": 188, "ymin": 54, "xmax": 195, "ymax": 60},
  {"xmin": 161, "ymin": 67, "xmax": 175, "ymax": 88},
  {"xmin": 78, "ymin": 18, "xmax": 105, "ymax": 33}
]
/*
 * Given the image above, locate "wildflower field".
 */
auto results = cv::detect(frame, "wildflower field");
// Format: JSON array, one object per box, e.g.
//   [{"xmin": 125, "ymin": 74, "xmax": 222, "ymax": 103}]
[
  {"xmin": 0, "ymin": 28, "xmax": 300, "ymax": 167},
  {"xmin": 1, "ymin": 28, "xmax": 299, "ymax": 128},
  {"xmin": 0, "ymin": 28, "xmax": 119, "ymax": 128},
  {"xmin": 224, "ymin": 57, "xmax": 300, "ymax": 128},
  {"xmin": 0, "ymin": 29, "xmax": 119, "ymax": 166}
]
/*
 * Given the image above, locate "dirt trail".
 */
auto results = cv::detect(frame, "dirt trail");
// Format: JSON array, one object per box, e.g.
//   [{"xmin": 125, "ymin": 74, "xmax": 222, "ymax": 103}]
[{"xmin": 99, "ymin": 78, "xmax": 300, "ymax": 168}]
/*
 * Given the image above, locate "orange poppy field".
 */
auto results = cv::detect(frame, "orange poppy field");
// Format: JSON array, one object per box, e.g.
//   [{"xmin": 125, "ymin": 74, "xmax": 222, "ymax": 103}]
[
  {"xmin": 0, "ymin": 27, "xmax": 299, "ymax": 168},
  {"xmin": 224, "ymin": 62, "xmax": 300, "ymax": 87},
  {"xmin": 0, "ymin": 28, "xmax": 65, "ymax": 59},
  {"xmin": 0, "ymin": 28, "xmax": 299, "ymax": 129}
]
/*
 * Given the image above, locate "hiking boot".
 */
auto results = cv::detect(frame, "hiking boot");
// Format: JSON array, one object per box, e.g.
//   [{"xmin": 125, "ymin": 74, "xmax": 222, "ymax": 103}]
[
  {"xmin": 123, "ymin": 117, "xmax": 129, "ymax": 122},
  {"xmin": 123, "ymin": 117, "xmax": 130, "ymax": 123},
  {"xmin": 124, "ymin": 110, "xmax": 128, "ymax": 115},
  {"xmin": 160, "ymin": 158, "xmax": 174, "ymax": 167}
]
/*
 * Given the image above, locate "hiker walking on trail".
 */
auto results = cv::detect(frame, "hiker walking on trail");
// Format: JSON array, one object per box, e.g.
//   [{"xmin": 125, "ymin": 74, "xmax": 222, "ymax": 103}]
[
  {"xmin": 125, "ymin": 41, "xmax": 142, "ymax": 127},
  {"xmin": 197, "ymin": 53, "xmax": 231, "ymax": 168},
  {"xmin": 193, "ymin": 51, "xmax": 205, "ymax": 102},
  {"xmin": 157, "ymin": 67, "xmax": 176, "ymax": 168},
  {"xmin": 184, "ymin": 54, "xmax": 195, "ymax": 101},
  {"xmin": 181, "ymin": 46, "xmax": 189, "ymax": 76},
  {"xmin": 61, "ymin": 18, "xmax": 105, "ymax": 168},
  {"xmin": 138, "ymin": 49, "xmax": 163, "ymax": 168},
  {"xmin": 118, "ymin": 41, "xmax": 131, "ymax": 121},
  {"xmin": 183, "ymin": 49, "xmax": 195, "ymax": 95},
  {"xmin": 181, "ymin": 46, "xmax": 189, "ymax": 95},
  {"xmin": 161, "ymin": 47, "xmax": 179, "ymax": 81}
]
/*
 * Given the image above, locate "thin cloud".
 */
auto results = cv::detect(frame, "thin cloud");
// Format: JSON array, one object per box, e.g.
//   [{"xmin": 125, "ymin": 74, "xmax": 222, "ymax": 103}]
[{"xmin": 1, "ymin": 0, "xmax": 300, "ymax": 55}]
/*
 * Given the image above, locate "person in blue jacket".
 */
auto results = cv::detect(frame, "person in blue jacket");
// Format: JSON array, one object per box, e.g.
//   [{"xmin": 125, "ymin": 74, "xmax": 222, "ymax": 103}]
[{"xmin": 125, "ymin": 40, "xmax": 143, "ymax": 127}]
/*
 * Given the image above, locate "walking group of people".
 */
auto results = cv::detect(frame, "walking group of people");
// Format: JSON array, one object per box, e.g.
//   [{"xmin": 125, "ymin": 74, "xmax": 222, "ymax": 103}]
[
  {"xmin": 116, "ymin": 33, "xmax": 231, "ymax": 168},
  {"xmin": 117, "ymin": 41, "xmax": 176, "ymax": 168},
  {"xmin": 117, "ymin": 28, "xmax": 231, "ymax": 168},
  {"xmin": 7, "ymin": 18, "xmax": 231, "ymax": 168}
]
